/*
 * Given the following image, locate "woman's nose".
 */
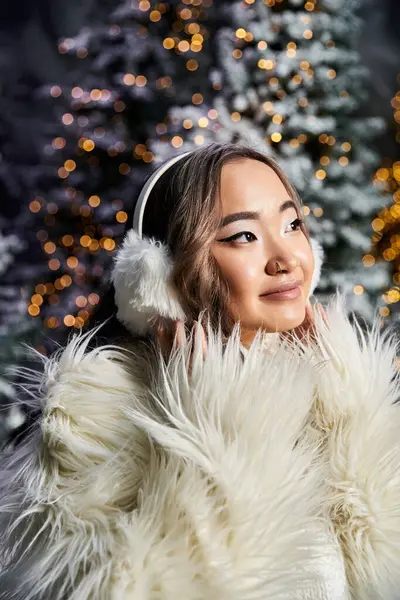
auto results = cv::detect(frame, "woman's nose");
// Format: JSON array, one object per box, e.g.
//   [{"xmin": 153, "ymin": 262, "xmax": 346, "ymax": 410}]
[{"xmin": 265, "ymin": 251, "xmax": 299, "ymax": 276}]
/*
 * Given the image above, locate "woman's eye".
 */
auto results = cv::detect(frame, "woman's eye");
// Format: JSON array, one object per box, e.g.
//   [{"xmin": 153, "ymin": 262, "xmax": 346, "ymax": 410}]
[
  {"xmin": 287, "ymin": 218, "xmax": 304, "ymax": 232},
  {"xmin": 219, "ymin": 231, "xmax": 257, "ymax": 243},
  {"xmin": 218, "ymin": 219, "xmax": 303, "ymax": 243}
]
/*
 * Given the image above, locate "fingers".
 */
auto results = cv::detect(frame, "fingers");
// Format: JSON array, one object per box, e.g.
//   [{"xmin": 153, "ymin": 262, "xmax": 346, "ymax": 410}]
[
  {"xmin": 315, "ymin": 302, "xmax": 329, "ymax": 328},
  {"xmin": 152, "ymin": 317, "xmax": 171, "ymax": 357},
  {"xmin": 305, "ymin": 300, "xmax": 313, "ymax": 319},
  {"xmin": 151, "ymin": 317, "xmax": 207, "ymax": 365},
  {"xmin": 193, "ymin": 321, "xmax": 208, "ymax": 361},
  {"xmin": 305, "ymin": 301, "xmax": 329, "ymax": 325},
  {"xmin": 200, "ymin": 322, "xmax": 207, "ymax": 360},
  {"xmin": 304, "ymin": 300, "xmax": 314, "ymax": 328},
  {"xmin": 173, "ymin": 320, "xmax": 186, "ymax": 348}
]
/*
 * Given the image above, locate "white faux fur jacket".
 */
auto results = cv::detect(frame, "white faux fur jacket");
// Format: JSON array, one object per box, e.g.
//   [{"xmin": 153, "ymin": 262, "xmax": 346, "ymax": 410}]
[{"xmin": 1, "ymin": 294, "xmax": 400, "ymax": 600}]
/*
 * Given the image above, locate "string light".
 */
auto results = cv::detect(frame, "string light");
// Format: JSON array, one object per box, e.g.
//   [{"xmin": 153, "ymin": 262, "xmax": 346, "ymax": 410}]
[{"xmin": 369, "ymin": 80, "xmax": 400, "ymax": 314}]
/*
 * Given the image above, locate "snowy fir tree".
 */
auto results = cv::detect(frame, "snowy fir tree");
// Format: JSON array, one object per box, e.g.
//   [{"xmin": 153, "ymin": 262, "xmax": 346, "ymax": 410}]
[
  {"xmin": 369, "ymin": 77, "xmax": 400, "ymax": 322},
  {"xmin": 23, "ymin": 0, "xmax": 218, "ymax": 344},
  {"xmin": 0, "ymin": 44, "xmax": 50, "ymax": 448},
  {"xmin": 15, "ymin": 0, "xmax": 396, "ymax": 353},
  {"xmin": 0, "ymin": 227, "xmax": 37, "ymax": 448},
  {"xmin": 155, "ymin": 0, "xmax": 392, "ymax": 322}
]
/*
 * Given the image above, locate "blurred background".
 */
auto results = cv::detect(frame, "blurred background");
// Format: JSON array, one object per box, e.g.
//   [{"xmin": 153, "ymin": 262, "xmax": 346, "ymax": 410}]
[{"xmin": 0, "ymin": 0, "xmax": 399, "ymax": 446}]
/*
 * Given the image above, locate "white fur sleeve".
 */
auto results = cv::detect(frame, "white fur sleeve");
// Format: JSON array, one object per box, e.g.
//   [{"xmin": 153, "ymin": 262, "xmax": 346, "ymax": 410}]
[
  {"xmin": 308, "ymin": 294, "xmax": 400, "ymax": 600},
  {"xmin": 0, "ymin": 326, "xmax": 150, "ymax": 600}
]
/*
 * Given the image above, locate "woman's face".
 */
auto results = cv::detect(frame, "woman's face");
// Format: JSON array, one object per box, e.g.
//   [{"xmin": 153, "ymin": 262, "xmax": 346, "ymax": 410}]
[{"xmin": 211, "ymin": 158, "xmax": 314, "ymax": 345}]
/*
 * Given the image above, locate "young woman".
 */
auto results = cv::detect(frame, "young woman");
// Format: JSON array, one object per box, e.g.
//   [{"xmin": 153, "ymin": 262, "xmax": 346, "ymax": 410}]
[{"xmin": 1, "ymin": 142, "xmax": 400, "ymax": 600}]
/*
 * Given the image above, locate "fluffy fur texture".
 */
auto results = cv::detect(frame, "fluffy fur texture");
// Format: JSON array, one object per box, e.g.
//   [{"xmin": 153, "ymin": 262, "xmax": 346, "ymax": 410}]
[
  {"xmin": 309, "ymin": 236, "xmax": 324, "ymax": 297},
  {"xmin": 303, "ymin": 297, "xmax": 400, "ymax": 600},
  {"xmin": 111, "ymin": 230, "xmax": 325, "ymax": 336},
  {"xmin": 111, "ymin": 229, "xmax": 186, "ymax": 337},
  {"xmin": 0, "ymin": 294, "xmax": 399, "ymax": 599}
]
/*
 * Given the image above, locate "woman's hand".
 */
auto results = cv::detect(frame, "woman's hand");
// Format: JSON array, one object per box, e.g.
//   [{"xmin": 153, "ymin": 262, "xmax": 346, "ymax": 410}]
[{"xmin": 151, "ymin": 317, "xmax": 207, "ymax": 367}]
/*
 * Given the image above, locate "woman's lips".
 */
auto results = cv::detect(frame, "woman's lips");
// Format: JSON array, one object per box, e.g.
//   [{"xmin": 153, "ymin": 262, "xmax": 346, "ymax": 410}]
[{"xmin": 260, "ymin": 286, "xmax": 301, "ymax": 301}]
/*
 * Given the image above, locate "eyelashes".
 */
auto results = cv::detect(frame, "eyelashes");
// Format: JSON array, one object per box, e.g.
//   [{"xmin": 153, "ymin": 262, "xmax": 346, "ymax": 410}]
[
  {"xmin": 218, "ymin": 218, "xmax": 304, "ymax": 243},
  {"xmin": 220, "ymin": 231, "xmax": 256, "ymax": 243}
]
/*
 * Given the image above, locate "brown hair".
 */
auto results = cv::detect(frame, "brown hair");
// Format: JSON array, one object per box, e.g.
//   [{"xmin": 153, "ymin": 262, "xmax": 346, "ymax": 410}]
[{"xmin": 142, "ymin": 142, "xmax": 311, "ymax": 337}]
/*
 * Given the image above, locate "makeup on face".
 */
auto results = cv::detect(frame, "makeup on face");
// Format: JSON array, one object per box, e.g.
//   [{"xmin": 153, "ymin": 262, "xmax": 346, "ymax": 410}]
[{"xmin": 211, "ymin": 159, "xmax": 314, "ymax": 341}]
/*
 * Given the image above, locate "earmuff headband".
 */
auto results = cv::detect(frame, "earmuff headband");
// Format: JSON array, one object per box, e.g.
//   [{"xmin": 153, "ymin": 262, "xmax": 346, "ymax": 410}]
[{"xmin": 133, "ymin": 151, "xmax": 193, "ymax": 238}]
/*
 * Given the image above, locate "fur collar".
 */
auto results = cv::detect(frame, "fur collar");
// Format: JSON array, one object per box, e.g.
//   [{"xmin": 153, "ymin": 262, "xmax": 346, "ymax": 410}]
[{"xmin": 0, "ymin": 294, "xmax": 400, "ymax": 599}]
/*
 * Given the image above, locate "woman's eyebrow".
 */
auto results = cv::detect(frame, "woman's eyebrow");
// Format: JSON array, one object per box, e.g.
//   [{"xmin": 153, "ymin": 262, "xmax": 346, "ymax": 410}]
[
  {"xmin": 219, "ymin": 210, "xmax": 261, "ymax": 228},
  {"xmin": 219, "ymin": 199, "xmax": 296, "ymax": 228},
  {"xmin": 279, "ymin": 199, "xmax": 297, "ymax": 213}
]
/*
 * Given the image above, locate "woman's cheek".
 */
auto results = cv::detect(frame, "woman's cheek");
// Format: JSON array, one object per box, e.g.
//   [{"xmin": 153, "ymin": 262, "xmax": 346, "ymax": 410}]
[{"xmin": 224, "ymin": 253, "xmax": 261, "ymax": 294}]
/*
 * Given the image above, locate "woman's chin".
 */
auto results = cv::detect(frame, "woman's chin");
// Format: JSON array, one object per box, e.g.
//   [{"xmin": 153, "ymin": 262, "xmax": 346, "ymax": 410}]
[{"xmin": 259, "ymin": 301, "xmax": 306, "ymax": 333}]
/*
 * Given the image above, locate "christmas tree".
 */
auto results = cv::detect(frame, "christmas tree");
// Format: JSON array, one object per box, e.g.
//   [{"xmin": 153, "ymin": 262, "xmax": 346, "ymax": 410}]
[
  {"xmin": 155, "ymin": 0, "xmax": 391, "ymax": 322},
  {"xmin": 370, "ymin": 76, "xmax": 400, "ymax": 324},
  {"xmin": 0, "ymin": 83, "xmax": 44, "ymax": 447},
  {"xmin": 0, "ymin": 40, "xmax": 50, "ymax": 447},
  {"xmin": 0, "ymin": 226, "xmax": 37, "ymax": 448},
  {"xmin": 24, "ymin": 0, "xmax": 218, "ymax": 346},
  {"xmin": 12, "ymin": 0, "xmax": 395, "ymax": 355}
]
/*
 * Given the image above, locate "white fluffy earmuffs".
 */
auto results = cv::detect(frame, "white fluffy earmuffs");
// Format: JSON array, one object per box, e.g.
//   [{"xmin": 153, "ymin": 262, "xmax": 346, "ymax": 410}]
[{"xmin": 111, "ymin": 152, "xmax": 324, "ymax": 337}]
